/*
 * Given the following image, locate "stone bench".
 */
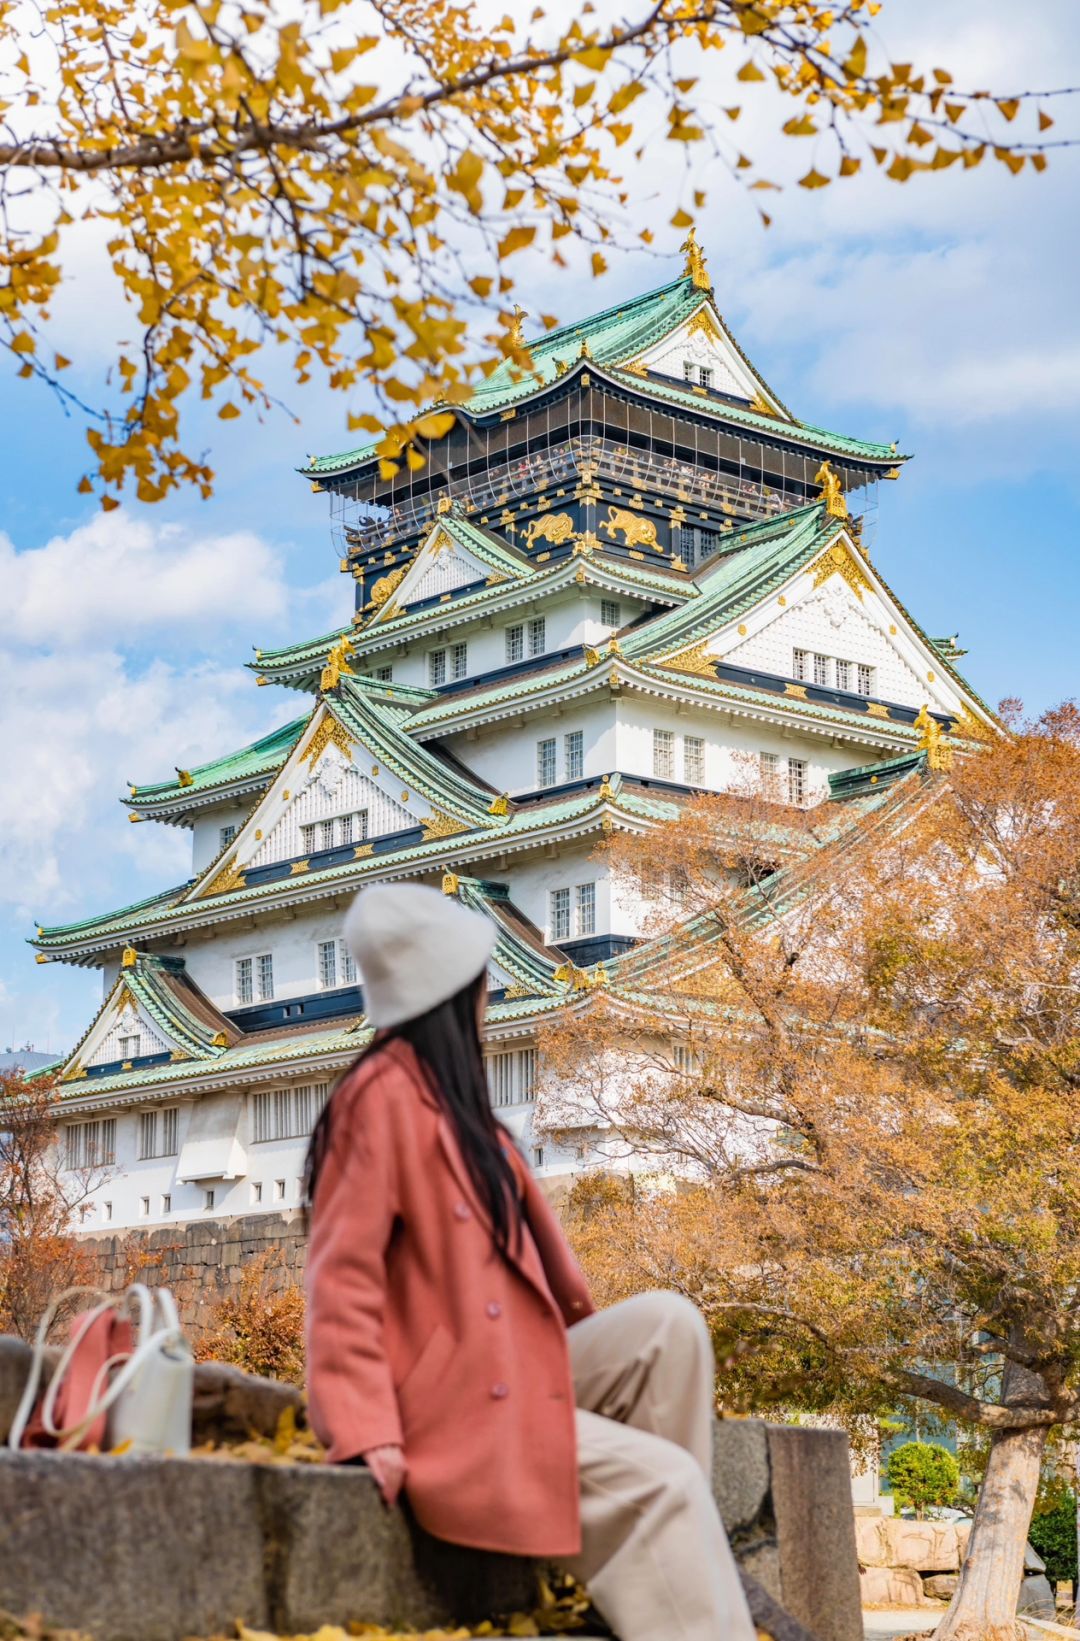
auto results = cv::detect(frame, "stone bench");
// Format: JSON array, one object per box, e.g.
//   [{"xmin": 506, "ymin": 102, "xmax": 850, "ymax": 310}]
[{"xmin": 0, "ymin": 1338, "xmax": 861, "ymax": 1641}]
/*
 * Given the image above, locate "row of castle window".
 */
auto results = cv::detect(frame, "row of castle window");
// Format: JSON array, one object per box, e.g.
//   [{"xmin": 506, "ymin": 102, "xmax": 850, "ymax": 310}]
[
  {"xmin": 506, "ymin": 617, "xmax": 546, "ymax": 663},
  {"xmin": 793, "ymin": 649, "xmax": 875, "ymax": 696},
  {"xmin": 653, "ymin": 730, "xmax": 705, "ymax": 785},
  {"xmin": 760, "ymin": 752, "xmax": 809, "ymax": 806},
  {"xmin": 683, "ymin": 361, "xmax": 714, "ymax": 390},
  {"xmin": 681, "ymin": 528, "xmax": 720, "ymax": 569},
  {"xmin": 235, "ymin": 940, "xmax": 356, "ymax": 1005},
  {"xmin": 301, "ymin": 811, "xmax": 369, "ymax": 854},
  {"xmin": 537, "ymin": 731, "xmax": 583, "ymax": 787},
  {"xmin": 428, "ymin": 642, "xmax": 468, "ymax": 686},
  {"xmin": 549, "ymin": 882, "xmax": 596, "ymax": 943}
]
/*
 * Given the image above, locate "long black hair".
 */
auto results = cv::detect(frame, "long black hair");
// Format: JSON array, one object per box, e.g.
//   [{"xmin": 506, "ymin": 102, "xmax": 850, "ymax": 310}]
[{"xmin": 303, "ymin": 970, "xmax": 522, "ymax": 1258}]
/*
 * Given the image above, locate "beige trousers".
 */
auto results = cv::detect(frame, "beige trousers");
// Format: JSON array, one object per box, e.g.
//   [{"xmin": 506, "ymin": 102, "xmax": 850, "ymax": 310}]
[{"xmin": 558, "ymin": 1291, "xmax": 756, "ymax": 1641}]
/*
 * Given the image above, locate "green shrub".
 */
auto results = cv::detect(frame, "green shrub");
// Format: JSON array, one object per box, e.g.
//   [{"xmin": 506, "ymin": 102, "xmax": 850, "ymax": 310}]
[
  {"xmin": 1029, "ymin": 1492, "xmax": 1078, "ymax": 1589},
  {"xmin": 886, "ymin": 1441, "xmax": 960, "ymax": 1519}
]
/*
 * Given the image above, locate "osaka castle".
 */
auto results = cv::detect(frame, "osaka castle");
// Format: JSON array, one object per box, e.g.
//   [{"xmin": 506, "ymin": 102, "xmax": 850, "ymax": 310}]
[{"xmin": 33, "ymin": 240, "xmax": 996, "ymax": 1231}]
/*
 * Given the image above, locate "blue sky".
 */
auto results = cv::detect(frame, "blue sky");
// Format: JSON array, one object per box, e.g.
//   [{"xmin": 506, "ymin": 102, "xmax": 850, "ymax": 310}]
[{"xmin": 2, "ymin": 0, "xmax": 1078, "ymax": 1056}]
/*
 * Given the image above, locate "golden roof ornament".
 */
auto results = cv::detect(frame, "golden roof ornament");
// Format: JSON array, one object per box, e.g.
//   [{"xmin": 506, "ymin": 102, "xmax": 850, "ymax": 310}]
[
  {"xmin": 578, "ymin": 337, "xmax": 592, "ymax": 360},
  {"xmin": 915, "ymin": 703, "xmax": 953, "ymax": 772},
  {"xmin": 813, "ymin": 460, "xmax": 848, "ymax": 520},
  {"xmin": 679, "ymin": 226, "xmax": 711, "ymax": 292},
  {"xmin": 508, "ymin": 304, "xmax": 527, "ymax": 348},
  {"xmin": 488, "ymin": 792, "xmax": 510, "ymax": 817},
  {"xmin": 320, "ymin": 635, "xmax": 356, "ymax": 692},
  {"xmin": 442, "ymin": 872, "xmax": 460, "ymax": 896},
  {"xmin": 121, "ymin": 946, "xmax": 137, "ymax": 968},
  {"xmin": 175, "ymin": 768, "xmax": 193, "ymax": 787}
]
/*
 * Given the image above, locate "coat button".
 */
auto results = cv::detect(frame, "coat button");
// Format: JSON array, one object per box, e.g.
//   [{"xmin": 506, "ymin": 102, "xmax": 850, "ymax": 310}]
[
  {"xmin": 490, "ymin": 1382, "xmax": 510, "ymax": 1399},
  {"xmin": 486, "ymin": 1301, "xmax": 502, "ymax": 1319},
  {"xmin": 453, "ymin": 1202, "xmax": 471, "ymax": 1221}
]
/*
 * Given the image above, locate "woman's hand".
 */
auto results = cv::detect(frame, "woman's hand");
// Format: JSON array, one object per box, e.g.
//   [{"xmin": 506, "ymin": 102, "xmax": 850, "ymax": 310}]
[{"xmin": 362, "ymin": 1442, "xmax": 407, "ymax": 1507}]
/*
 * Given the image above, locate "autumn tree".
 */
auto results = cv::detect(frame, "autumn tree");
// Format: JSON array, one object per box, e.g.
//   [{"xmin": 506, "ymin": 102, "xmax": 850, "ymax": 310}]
[
  {"xmin": 1, "ymin": 0, "xmax": 1072, "ymax": 503},
  {"xmin": 541, "ymin": 707, "xmax": 1080, "ymax": 1641},
  {"xmin": 0, "ymin": 1069, "xmax": 106, "ymax": 1340},
  {"xmin": 194, "ymin": 1249, "xmax": 306, "ymax": 1384}
]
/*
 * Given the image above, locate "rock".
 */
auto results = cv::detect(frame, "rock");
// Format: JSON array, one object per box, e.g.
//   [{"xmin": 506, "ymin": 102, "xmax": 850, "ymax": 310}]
[
  {"xmin": 766, "ymin": 1424, "xmax": 864, "ymax": 1641},
  {"xmin": 860, "ymin": 1567, "xmax": 928, "ymax": 1607},
  {"xmin": 1017, "ymin": 1574, "xmax": 1056, "ymax": 1620},
  {"xmin": 878, "ymin": 1517, "xmax": 962, "ymax": 1572},
  {"xmin": 712, "ymin": 1419, "xmax": 772, "ymax": 1535},
  {"xmin": 190, "ymin": 1359, "xmax": 304, "ymax": 1441},
  {"xmin": 855, "ymin": 1514, "xmax": 890, "ymax": 1568},
  {"xmin": 922, "ymin": 1573, "xmax": 958, "ymax": 1600}
]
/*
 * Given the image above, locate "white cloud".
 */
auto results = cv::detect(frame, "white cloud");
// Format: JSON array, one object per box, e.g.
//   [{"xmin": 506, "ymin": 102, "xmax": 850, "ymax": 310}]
[{"xmin": 0, "ymin": 510, "xmax": 293, "ymax": 646}]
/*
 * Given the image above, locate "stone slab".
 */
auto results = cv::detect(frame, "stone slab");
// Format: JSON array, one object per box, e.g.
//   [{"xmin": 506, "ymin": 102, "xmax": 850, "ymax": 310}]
[
  {"xmin": 861, "ymin": 1566, "xmax": 929, "ymax": 1607},
  {"xmin": 713, "ymin": 1418, "xmax": 772, "ymax": 1535},
  {"xmin": 767, "ymin": 1424, "xmax": 863, "ymax": 1641}
]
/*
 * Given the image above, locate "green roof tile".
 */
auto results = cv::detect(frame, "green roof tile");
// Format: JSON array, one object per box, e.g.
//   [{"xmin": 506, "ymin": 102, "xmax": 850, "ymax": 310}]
[{"xmin": 129, "ymin": 714, "xmax": 309, "ymax": 809}]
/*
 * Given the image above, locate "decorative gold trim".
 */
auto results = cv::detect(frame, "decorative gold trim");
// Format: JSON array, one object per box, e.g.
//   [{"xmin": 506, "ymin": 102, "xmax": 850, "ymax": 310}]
[
  {"xmin": 203, "ymin": 859, "xmax": 247, "ymax": 898},
  {"xmin": 866, "ymin": 702, "xmax": 891, "ymax": 720},
  {"xmin": 523, "ymin": 511, "xmax": 574, "ymax": 550},
  {"xmin": 554, "ymin": 961, "xmax": 607, "ymax": 992},
  {"xmin": 442, "ymin": 872, "xmax": 460, "ymax": 896},
  {"xmin": 320, "ymin": 635, "xmax": 355, "ymax": 692},
  {"xmin": 369, "ymin": 566, "xmax": 406, "ymax": 609},
  {"xmin": 785, "ymin": 683, "xmax": 808, "ymax": 700},
  {"xmin": 621, "ymin": 357, "xmax": 647, "ymax": 376},
  {"xmin": 598, "ymin": 774, "xmax": 615, "ymax": 800},
  {"xmin": 503, "ymin": 983, "xmax": 535, "ymax": 1000},
  {"xmin": 290, "ymin": 859, "xmax": 310, "ymax": 875},
  {"xmin": 301, "ymin": 717, "xmax": 353, "ymax": 768},
  {"xmin": 915, "ymin": 703, "xmax": 953, "ymax": 771},
  {"xmin": 169, "ymin": 1049, "xmax": 190, "ymax": 1062},
  {"xmin": 607, "ymin": 636, "xmax": 623, "ymax": 657},
  {"xmin": 584, "ymin": 646, "xmax": 602, "ymax": 667},
  {"xmin": 354, "ymin": 843, "xmax": 374, "ymax": 859},
  {"xmin": 488, "ymin": 793, "xmax": 510, "ymax": 817},
  {"xmin": 573, "ymin": 531, "xmax": 600, "ymax": 556},
  {"xmin": 121, "ymin": 946, "xmax": 137, "ymax": 969},
  {"xmin": 680, "ymin": 226, "xmax": 711, "ymax": 291},
  {"xmin": 211, "ymin": 1031, "xmax": 229, "ymax": 1049},
  {"xmin": 671, "ymin": 556, "xmax": 688, "ymax": 573},
  {"xmin": 750, "ymin": 392, "xmax": 779, "ymax": 418},
  {"xmin": 688, "ymin": 307, "xmax": 722, "ymax": 342},
  {"xmin": 176, "ymin": 768, "xmax": 193, "ymax": 788},
  {"xmin": 737, "ymin": 623, "xmax": 748, "ymax": 636},
  {"xmin": 600, "ymin": 506, "xmax": 660, "ymax": 551},
  {"xmin": 811, "ymin": 541, "xmax": 871, "ymax": 601},
  {"xmin": 117, "ymin": 984, "xmax": 140, "ymax": 1016},
  {"xmin": 814, "ymin": 460, "xmax": 848, "ymax": 520},
  {"xmin": 657, "ymin": 644, "xmax": 718, "ymax": 679},
  {"xmin": 421, "ymin": 811, "xmax": 468, "ymax": 842}
]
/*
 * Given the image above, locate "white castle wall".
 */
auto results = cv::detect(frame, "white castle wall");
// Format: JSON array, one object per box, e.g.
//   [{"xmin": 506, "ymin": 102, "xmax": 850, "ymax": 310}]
[
  {"xmin": 174, "ymin": 901, "xmax": 371, "ymax": 1011},
  {"xmin": 443, "ymin": 699, "xmax": 618, "ymax": 795},
  {"xmin": 192, "ymin": 803, "xmax": 254, "ymax": 874},
  {"xmin": 723, "ymin": 578, "xmax": 936, "ymax": 709}
]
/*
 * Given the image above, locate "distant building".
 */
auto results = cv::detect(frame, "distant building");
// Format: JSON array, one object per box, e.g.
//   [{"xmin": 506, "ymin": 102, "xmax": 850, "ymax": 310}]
[
  {"xmin": 32, "ymin": 242, "xmax": 994, "ymax": 1231},
  {"xmin": 0, "ymin": 1048, "xmax": 61, "ymax": 1073}
]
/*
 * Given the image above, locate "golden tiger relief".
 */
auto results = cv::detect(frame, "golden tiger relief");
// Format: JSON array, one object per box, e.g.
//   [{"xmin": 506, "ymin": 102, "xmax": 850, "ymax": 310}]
[{"xmin": 600, "ymin": 506, "xmax": 661, "ymax": 551}]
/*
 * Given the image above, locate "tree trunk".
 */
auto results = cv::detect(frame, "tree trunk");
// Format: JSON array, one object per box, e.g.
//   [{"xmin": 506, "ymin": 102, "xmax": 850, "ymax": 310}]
[{"xmin": 933, "ymin": 1421, "xmax": 1046, "ymax": 1641}]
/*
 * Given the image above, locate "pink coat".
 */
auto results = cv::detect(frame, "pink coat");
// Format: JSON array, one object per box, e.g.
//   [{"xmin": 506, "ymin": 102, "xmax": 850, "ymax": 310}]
[{"xmin": 305, "ymin": 1039, "xmax": 596, "ymax": 1557}]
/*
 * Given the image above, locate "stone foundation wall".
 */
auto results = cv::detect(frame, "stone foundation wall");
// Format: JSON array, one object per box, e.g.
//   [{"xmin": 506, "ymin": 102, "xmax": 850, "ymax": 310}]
[{"xmin": 78, "ymin": 1211, "xmax": 308, "ymax": 1332}]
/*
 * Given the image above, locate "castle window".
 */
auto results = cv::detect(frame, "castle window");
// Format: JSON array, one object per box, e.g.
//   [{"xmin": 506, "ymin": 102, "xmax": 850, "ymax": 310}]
[
  {"xmin": 161, "ymin": 1193, "xmax": 171, "ymax": 1215},
  {"xmin": 600, "ymin": 599, "xmax": 620, "ymax": 629},
  {"xmin": 835, "ymin": 659, "xmax": 852, "ymax": 691},
  {"xmin": 138, "ymin": 1106, "xmax": 179, "ymax": 1160},
  {"xmin": 236, "ymin": 954, "xmax": 273, "ymax": 1005},
  {"xmin": 759, "ymin": 751, "xmax": 782, "ymax": 800},
  {"xmin": 252, "ymin": 1083, "xmax": 330, "ymax": 1143},
  {"xmin": 274, "ymin": 1179, "xmax": 286, "ymax": 1201},
  {"xmin": 857, "ymin": 663, "xmax": 874, "ymax": 696},
  {"xmin": 682, "ymin": 361, "xmax": 694, "ymax": 382},
  {"xmin": 813, "ymin": 653, "xmax": 831, "ymax": 688},
  {"xmin": 140, "ymin": 1197, "xmax": 150, "ymax": 1218},
  {"xmin": 374, "ymin": 665, "xmax": 393, "ymax": 682},
  {"xmin": 792, "ymin": 648, "xmax": 809, "ymax": 682},
  {"xmin": 684, "ymin": 736, "xmax": 705, "ymax": 785},
  {"xmin": 486, "ymin": 1048, "xmax": 536, "ymax": 1109},
  {"xmin": 203, "ymin": 1189, "xmax": 215, "ymax": 1211},
  {"xmin": 653, "ymin": 729, "xmax": 675, "ymax": 780},
  {"xmin": 698, "ymin": 366, "xmax": 713, "ymax": 389},
  {"xmin": 527, "ymin": 617, "xmax": 546, "ymax": 657},
  {"xmin": 118, "ymin": 1033, "xmax": 140, "ymax": 1061},
  {"xmin": 564, "ymin": 730, "xmax": 584, "ymax": 781},
  {"xmin": 788, "ymin": 759, "xmax": 808, "ymax": 806},
  {"xmin": 251, "ymin": 1182, "xmax": 262, "ymax": 1204},
  {"xmin": 65, "ymin": 1118, "xmax": 116, "ymax": 1170},
  {"xmin": 317, "ymin": 940, "xmax": 337, "ymax": 990},
  {"xmin": 506, "ymin": 624, "xmax": 524, "ymax": 663},
  {"xmin": 576, "ymin": 882, "xmax": 596, "ymax": 937},
  {"xmin": 103, "ymin": 1201, "xmax": 113, "ymax": 1222},
  {"xmin": 550, "ymin": 887, "xmax": 572, "ymax": 943},
  {"xmin": 219, "ymin": 824, "xmax": 237, "ymax": 850},
  {"xmin": 537, "ymin": 738, "xmax": 557, "ymax": 788},
  {"xmin": 318, "ymin": 818, "xmax": 335, "ymax": 851},
  {"xmin": 450, "ymin": 642, "xmax": 468, "ymax": 681},
  {"xmin": 428, "ymin": 648, "xmax": 447, "ymax": 686},
  {"xmin": 532, "ymin": 1147, "xmax": 545, "ymax": 1169}
]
